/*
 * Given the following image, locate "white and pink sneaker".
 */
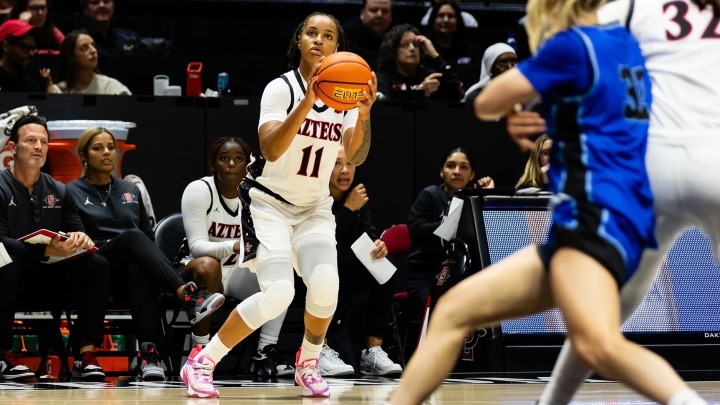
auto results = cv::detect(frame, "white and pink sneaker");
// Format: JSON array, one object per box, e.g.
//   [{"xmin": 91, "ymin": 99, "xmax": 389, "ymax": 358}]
[
  {"xmin": 295, "ymin": 349, "xmax": 330, "ymax": 398},
  {"xmin": 181, "ymin": 345, "xmax": 220, "ymax": 398}
]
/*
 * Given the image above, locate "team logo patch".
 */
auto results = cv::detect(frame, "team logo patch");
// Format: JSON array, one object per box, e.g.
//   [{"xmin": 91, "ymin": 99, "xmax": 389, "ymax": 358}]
[
  {"xmin": 45, "ymin": 194, "xmax": 56, "ymax": 208},
  {"xmin": 436, "ymin": 265, "xmax": 451, "ymax": 286},
  {"xmin": 122, "ymin": 192, "xmax": 136, "ymax": 203}
]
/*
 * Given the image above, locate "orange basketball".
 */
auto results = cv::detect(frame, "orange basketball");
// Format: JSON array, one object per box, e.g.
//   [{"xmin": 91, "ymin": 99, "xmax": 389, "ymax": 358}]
[{"xmin": 315, "ymin": 52, "xmax": 373, "ymax": 111}]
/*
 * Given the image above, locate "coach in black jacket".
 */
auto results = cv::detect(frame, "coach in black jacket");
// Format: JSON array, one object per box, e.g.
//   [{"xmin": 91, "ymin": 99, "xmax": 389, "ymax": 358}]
[{"xmin": 0, "ymin": 115, "xmax": 110, "ymax": 381}]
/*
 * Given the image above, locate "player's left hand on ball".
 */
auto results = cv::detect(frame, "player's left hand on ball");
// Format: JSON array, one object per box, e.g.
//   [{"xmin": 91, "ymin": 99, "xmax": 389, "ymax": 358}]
[{"xmin": 357, "ymin": 71, "xmax": 377, "ymax": 115}]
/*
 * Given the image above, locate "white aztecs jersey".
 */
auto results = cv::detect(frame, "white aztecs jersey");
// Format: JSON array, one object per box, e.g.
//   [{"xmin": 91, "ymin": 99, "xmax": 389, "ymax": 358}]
[
  {"xmin": 185, "ymin": 176, "xmax": 242, "ymax": 271},
  {"xmin": 599, "ymin": 0, "xmax": 720, "ymax": 137},
  {"xmin": 252, "ymin": 69, "xmax": 358, "ymax": 207}
]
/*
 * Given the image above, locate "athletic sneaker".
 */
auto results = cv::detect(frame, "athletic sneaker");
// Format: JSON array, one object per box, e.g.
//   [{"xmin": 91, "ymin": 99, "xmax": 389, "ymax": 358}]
[
  {"xmin": 72, "ymin": 351, "xmax": 105, "ymax": 381},
  {"xmin": 295, "ymin": 349, "xmax": 330, "ymax": 397},
  {"xmin": 360, "ymin": 346, "xmax": 403, "ymax": 376},
  {"xmin": 181, "ymin": 345, "xmax": 219, "ymax": 398},
  {"xmin": 318, "ymin": 344, "xmax": 354, "ymax": 376},
  {"xmin": 137, "ymin": 342, "xmax": 165, "ymax": 381},
  {"xmin": 0, "ymin": 352, "xmax": 35, "ymax": 380},
  {"xmin": 180, "ymin": 281, "xmax": 225, "ymax": 325},
  {"xmin": 249, "ymin": 344, "xmax": 296, "ymax": 377}
]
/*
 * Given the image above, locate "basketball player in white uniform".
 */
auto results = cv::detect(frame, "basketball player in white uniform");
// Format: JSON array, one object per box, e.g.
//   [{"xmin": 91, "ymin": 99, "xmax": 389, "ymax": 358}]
[
  {"xmin": 180, "ymin": 136, "xmax": 294, "ymax": 377},
  {"xmin": 181, "ymin": 12, "xmax": 377, "ymax": 399},
  {"xmin": 506, "ymin": 1, "xmax": 720, "ymax": 403}
]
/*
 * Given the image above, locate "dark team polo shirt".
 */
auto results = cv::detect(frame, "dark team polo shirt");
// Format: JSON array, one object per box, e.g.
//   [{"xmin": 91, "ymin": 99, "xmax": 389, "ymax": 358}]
[
  {"xmin": 66, "ymin": 176, "xmax": 153, "ymax": 247},
  {"xmin": 0, "ymin": 169, "xmax": 85, "ymax": 262}
]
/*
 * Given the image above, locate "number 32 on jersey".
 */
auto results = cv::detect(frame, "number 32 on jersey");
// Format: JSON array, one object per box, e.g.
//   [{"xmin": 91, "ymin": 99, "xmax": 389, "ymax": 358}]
[{"xmin": 663, "ymin": 0, "xmax": 720, "ymax": 40}]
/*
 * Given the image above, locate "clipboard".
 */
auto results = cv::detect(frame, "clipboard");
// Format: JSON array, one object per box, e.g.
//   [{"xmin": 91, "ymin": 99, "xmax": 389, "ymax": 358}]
[{"xmin": 19, "ymin": 229, "xmax": 98, "ymax": 264}]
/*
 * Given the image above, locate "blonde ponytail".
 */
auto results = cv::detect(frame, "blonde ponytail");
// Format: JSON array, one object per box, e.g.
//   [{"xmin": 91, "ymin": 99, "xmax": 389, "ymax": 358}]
[{"xmin": 525, "ymin": 0, "xmax": 607, "ymax": 53}]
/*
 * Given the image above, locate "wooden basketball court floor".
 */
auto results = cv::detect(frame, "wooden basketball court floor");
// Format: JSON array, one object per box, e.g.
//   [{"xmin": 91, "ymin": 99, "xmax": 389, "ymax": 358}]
[{"xmin": 2, "ymin": 374, "xmax": 720, "ymax": 404}]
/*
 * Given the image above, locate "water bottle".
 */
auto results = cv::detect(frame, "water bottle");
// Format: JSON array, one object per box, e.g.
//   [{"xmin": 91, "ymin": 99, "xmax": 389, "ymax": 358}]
[
  {"xmin": 186, "ymin": 62, "xmax": 203, "ymax": 97},
  {"xmin": 217, "ymin": 72, "xmax": 231, "ymax": 96},
  {"xmin": 506, "ymin": 32, "xmax": 517, "ymax": 51}
]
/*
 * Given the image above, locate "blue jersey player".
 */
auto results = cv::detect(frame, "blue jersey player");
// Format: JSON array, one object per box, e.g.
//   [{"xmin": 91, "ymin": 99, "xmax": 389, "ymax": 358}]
[{"xmin": 387, "ymin": 0, "xmax": 706, "ymax": 404}]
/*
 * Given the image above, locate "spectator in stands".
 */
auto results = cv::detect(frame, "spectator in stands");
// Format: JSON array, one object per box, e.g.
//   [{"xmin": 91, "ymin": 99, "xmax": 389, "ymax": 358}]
[
  {"xmin": 377, "ymin": 24, "xmax": 464, "ymax": 101},
  {"xmin": 66, "ymin": 127, "xmax": 225, "ymax": 381},
  {"xmin": 321, "ymin": 147, "xmax": 403, "ymax": 377},
  {"xmin": 342, "ymin": 0, "xmax": 393, "ymax": 69},
  {"xmin": 462, "ymin": 42, "xmax": 517, "ymax": 102},
  {"xmin": 516, "ymin": 134, "xmax": 551, "ymax": 191},
  {"xmin": 0, "ymin": 19, "xmax": 43, "ymax": 92},
  {"xmin": 0, "ymin": 115, "xmax": 110, "ymax": 381},
  {"xmin": 81, "ymin": 0, "xmax": 140, "ymax": 59},
  {"xmin": 426, "ymin": 0, "xmax": 480, "ymax": 67},
  {"xmin": 406, "ymin": 147, "xmax": 493, "ymax": 312},
  {"xmin": 10, "ymin": 0, "xmax": 63, "ymax": 51},
  {"xmin": 0, "ymin": 0, "xmax": 14, "ymax": 24},
  {"xmin": 46, "ymin": 30, "xmax": 131, "ymax": 94},
  {"xmin": 180, "ymin": 137, "xmax": 295, "ymax": 378},
  {"xmin": 420, "ymin": 0, "xmax": 478, "ymax": 28}
]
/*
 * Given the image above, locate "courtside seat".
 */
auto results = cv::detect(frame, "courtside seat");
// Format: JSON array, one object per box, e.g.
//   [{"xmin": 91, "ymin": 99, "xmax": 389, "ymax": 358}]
[{"xmin": 380, "ymin": 224, "xmax": 416, "ymax": 368}]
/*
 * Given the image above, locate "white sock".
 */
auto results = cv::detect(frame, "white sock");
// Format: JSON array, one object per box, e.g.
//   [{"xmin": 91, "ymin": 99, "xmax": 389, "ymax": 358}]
[
  {"xmin": 668, "ymin": 390, "xmax": 706, "ymax": 405},
  {"xmin": 191, "ymin": 333, "xmax": 210, "ymax": 347},
  {"xmin": 538, "ymin": 343, "xmax": 592, "ymax": 405},
  {"xmin": 298, "ymin": 338, "xmax": 323, "ymax": 364},
  {"xmin": 199, "ymin": 335, "xmax": 231, "ymax": 365},
  {"xmin": 257, "ymin": 333, "xmax": 278, "ymax": 352}
]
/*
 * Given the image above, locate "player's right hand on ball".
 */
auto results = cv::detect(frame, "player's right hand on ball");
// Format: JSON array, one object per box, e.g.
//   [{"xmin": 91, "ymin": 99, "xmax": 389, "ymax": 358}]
[
  {"xmin": 307, "ymin": 56, "xmax": 325, "ymax": 105},
  {"xmin": 344, "ymin": 183, "xmax": 369, "ymax": 212}
]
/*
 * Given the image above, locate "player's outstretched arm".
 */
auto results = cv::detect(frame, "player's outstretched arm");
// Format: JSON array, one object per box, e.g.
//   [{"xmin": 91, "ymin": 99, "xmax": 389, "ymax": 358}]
[
  {"xmin": 475, "ymin": 69, "xmax": 539, "ymax": 151},
  {"xmin": 475, "ymin": 68, "xmax": 536, "ymax": 121}
]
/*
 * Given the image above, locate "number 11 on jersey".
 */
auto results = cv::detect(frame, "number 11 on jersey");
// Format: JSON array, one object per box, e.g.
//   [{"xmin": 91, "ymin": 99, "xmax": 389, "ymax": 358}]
[{"xmin": 297, "ymin": 146, "xmax": 324, "ymax": 177}]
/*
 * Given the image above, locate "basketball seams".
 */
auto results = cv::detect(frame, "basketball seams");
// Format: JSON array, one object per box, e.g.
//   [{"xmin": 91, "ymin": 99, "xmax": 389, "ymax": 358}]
[
  {"xmin": 315, "ymin": 52, "xmax": 372, "ymax": 110},
  {"xmin": 316, "ymin": 61, "xmax": 371, "ymax": 77}
]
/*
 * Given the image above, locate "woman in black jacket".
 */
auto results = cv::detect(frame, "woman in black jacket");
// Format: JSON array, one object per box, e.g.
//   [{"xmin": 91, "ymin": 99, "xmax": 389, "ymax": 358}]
[
  {"xmin": 326, "ymin": 147, "xmax": 403, "ymax": 376},
  {"xmin": 406, "ymin": 147, "xmax": 494, "ymax": 312}
]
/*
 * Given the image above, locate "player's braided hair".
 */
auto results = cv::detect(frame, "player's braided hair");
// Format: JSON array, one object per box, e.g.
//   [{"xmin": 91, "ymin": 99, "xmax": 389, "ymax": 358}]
[{"xmin": 286, "ymin": 12, "xmax": 349, "ymax": 70}]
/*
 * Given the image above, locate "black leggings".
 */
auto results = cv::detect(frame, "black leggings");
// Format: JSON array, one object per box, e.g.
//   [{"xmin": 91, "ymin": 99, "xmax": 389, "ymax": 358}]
[
  {"xmin": 335, "ymin": 258, "xmax": 394, "ymax": 339},
  {"xmin": 0, "ymin": 253, "xmax": 110, "ymax": 351},
  {"xmin": 98, "ymin": 229, "xmax": 185, "ymax": 345}
]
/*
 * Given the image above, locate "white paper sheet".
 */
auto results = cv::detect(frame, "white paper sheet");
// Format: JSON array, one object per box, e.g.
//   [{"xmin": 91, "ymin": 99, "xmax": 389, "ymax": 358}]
[
  {"xmin": 350, "ymin": 233, "xmax": 397, "ymax": 285},
  {"xmin": 433, "ymin": 197, "xmax": 464, "ymax": 241},
  {"xmin": 0, "ymin": 242, "xmax": 11, "ymax": 268}
]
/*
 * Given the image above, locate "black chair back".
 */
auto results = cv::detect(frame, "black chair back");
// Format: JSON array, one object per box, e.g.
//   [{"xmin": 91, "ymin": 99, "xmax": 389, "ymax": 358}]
[
  {"xmin": 430, "ymin": 238, "xmax": 472, "ymax": 300},
  {"xmin": 154, "ymin": 212, "xmax": 186, "ymax": 262}
]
